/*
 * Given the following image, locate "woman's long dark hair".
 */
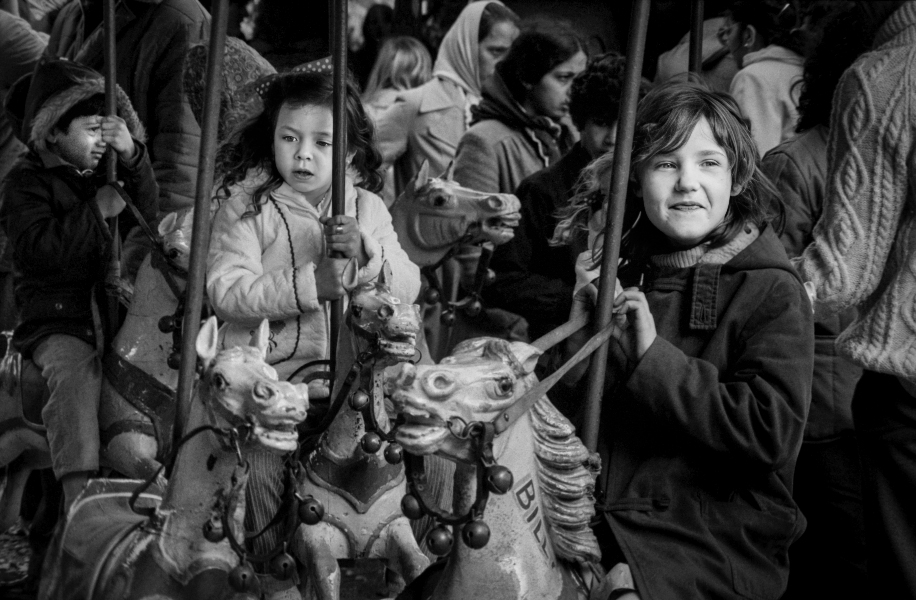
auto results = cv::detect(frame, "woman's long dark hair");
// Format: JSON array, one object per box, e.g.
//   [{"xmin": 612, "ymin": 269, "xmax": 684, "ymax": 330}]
[
  {"xmin": 618, "ymin": 83, "xmax": 783, "ymax": 272},
  {"xmin": 496, "ymin": 21, "xmax": 584, "ymax": 104},
  {"xmin": 215, "ymin": 70, "xmax": 383, "ymax": 214}
]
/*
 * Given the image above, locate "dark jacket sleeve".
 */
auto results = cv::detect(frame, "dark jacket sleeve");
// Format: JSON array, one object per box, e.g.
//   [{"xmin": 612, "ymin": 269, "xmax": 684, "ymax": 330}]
[
  {"xmin": 146, "ymin": 9, "xmax": 206, "ymax": 213},
  {"xmin": 484, "ymin": 176, "xmax": 574, "ymax": 328},
  {"xmin": 760, "ymin": 149, "xmax": 816, "ymax": 258},
  {"xmin": 0, "ymin": 168, "xmax": 109, "ymax": 278},
  {"xmin": 625, "ymin": 275, "xmax": 812, "ymax": 471},
  {"xmin": 118, "ymin": 140, "xmax": 159, "ymax": 225}
]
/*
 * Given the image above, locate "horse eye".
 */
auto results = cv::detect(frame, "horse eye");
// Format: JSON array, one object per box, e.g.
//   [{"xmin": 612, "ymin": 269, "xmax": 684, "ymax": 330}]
[
  {"xmin": 496, "ymin": 377, "xmax": 514, "ymax": 396},
  {"xmin": 212, "ymin": 373, "xmax": 228, "ymax": 390},
  {"xmin": 433, "ymin": 195, "xmax": 448, "ymax": 207},
  {"xmin": 378, "ymin": 304, "xmax": 393, "ymax": 319},
  {"xmin": 167, "ymin": 248, "xmax": 180, "ymax": 259}
]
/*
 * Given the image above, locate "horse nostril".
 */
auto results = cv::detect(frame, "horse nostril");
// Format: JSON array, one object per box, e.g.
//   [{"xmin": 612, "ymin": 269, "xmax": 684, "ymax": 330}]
[
  {"xmin": 253, "ymin": 381, "xmax": 276, "ymax": 402},
  {"xmin": 487, "ymin": 196, "xmax": 505, "ymax": 210},
  {"xmin": 378, "ymin": 304, "xmax": 393, "ymax": 320}
]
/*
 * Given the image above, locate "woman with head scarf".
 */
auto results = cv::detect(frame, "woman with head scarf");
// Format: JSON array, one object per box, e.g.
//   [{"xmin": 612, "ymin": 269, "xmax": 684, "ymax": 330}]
[{"xmin": 373, "ymin": 1, "xmax": 519, "ymax": 197}]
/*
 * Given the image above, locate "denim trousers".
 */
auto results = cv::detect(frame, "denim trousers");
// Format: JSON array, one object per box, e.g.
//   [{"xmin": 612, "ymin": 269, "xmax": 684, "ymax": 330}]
[{"xmin": 32, "ymin": 334, "xmax": 102, "ymax": 477}]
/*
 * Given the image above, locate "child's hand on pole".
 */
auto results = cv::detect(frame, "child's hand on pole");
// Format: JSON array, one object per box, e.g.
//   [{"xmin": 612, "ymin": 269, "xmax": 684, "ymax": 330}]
[
  {"xmin": 612, "ymin": 287, "xmax": 657, "ymax": 362},
  {"xmin": 321, "ymin": 215, "xmax": 366, "ymax": 265},
  {"xmin": 101, "ymin": 115, "xmax": 136, "ymax": 161},
  {"xmin": 315, "ymin": 256, "xmax": 350, "ymax": 302}
]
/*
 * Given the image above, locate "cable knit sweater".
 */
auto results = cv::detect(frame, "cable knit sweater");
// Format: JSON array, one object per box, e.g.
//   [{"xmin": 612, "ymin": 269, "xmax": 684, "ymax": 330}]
[{"xmin": 794, "ymin": 1, "xmax": 916, "ymax": 381}]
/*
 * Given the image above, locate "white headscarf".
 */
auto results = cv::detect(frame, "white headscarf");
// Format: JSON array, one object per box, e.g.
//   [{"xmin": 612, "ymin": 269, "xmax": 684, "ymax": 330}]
[{"xmin": 433, "ymin": 1, "xmax": 506, "ymax": 102}]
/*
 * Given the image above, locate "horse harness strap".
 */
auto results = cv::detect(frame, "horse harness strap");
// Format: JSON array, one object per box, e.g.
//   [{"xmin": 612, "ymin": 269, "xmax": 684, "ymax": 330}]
[
  {"xmin": 103, "ymin": 352, "xmax": 177, "ymax": 459},
  {"xmin": 494, "ymin": 320, "xmax": 618, "ymax": 435},
  {"xmin": 107, "ymin": 180, "xmax": 160, "ymax": 251}
]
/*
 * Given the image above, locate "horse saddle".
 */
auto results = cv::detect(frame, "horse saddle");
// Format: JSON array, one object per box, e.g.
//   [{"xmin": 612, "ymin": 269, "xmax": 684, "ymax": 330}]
[
  {"xmin": 0, "ymin": 347, "xmax": 50, "ymax": 436},
  {"xmin": 40, "ymin": 478, "xmax": 163, "ymax": 600}
]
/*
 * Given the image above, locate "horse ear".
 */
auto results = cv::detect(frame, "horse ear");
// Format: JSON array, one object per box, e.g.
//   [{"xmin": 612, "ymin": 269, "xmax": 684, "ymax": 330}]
[
  {"xmin": 158, "ymin": 212, "xmax": 178, "ymax": 236},
  {"xmin": 250, "ymin": 319, "xmax": 270, "ymax": 359},
  {"xmin": 508, "ymin": 341, "xmax": 542, "ymax": 375},
  {"xmin": 342, "ymin": 257, "xmax": 360, "ymax": 291},
  {"xmin": 196, "ymin": 316, "xmax": 220, "ymax": 369},
  {"xmin": 378, "ymin": 260, "xmax": 392, "ymax": 287},
  {"xmin": 414, "ymin": 160, "xmax": 430, "ymax": 191},
  {"xmin": 439, "ymin": 161, "xmax": 455, "ymax": 181}
]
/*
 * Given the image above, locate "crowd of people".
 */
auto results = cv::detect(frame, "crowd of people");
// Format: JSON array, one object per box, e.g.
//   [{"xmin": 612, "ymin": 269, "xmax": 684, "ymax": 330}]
[{"xmin": 1, "ymin": 1, "xmax": 915, "ymax": 599}]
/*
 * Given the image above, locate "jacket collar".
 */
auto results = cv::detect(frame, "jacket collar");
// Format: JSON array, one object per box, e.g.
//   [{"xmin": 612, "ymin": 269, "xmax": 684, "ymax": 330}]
[
  {"xmin": 741, "ymin": 45, "xmax": 804, "ymax": 68},
  {"xmin": 269, "ymin": 178, "xmax": 358, "ymax": 219}
]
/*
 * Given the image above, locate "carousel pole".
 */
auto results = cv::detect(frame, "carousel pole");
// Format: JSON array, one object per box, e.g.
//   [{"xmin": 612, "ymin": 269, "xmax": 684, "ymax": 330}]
[
  {"xmin": 580, "ymin": 0, "xmax": 651, "ymax": 453},
  {"xmin": 329, "ymin": 0, "xmax": 348, "ymax": 378},
  {"xmin": 103, "ymin": 0, "xmax": 120, "ymax": 338},
  {"xmin": 689, "ymin": 0, "xmax": 705, "ymax": 74},
  {"xmin": 173, "ymin": 0, "xmax": 228, "ymax": 446}
]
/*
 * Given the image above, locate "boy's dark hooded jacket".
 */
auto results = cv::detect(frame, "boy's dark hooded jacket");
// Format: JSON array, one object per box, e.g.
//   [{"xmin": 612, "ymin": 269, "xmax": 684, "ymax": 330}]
[
  {"xmin": 601, "ymin": 225, "xmax": 814, "ymax": 599},
  {"xmin": 0, "ymin": 57, "xmax": 158, "ymax": 356}
]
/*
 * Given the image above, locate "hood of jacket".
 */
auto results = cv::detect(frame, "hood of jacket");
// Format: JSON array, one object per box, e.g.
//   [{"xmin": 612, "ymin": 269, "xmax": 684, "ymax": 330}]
[
  {"xmin": 742, "ymin": 44, "xmax": 804, "ymax": 69},
  {"xmin": 432, "ymin": 1, "xmax": 508, "ymax": 100},
  {"xmin": 5, "ymin": 56, "xmax": 145, "ymax": 151}
]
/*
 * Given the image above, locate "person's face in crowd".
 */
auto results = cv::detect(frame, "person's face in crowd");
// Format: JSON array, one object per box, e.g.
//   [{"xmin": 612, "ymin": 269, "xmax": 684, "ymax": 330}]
[
  {"xmin": 523, "ymin": 50, "xmax": 588, "ymax": 121},
  {"xmin": 719, "ymin": 17, "xmax": 757, "ymax": 68},
  {"xmin": 273, "ymin": 102, "xmax": 335, "ymax": 206},
  {"xmin": 637, "ymin": 116, "xmax": 740, "ymax": 248},
  {"xmin": 581, "ymin": 118, "xmax": 617, "ymax": 159},
  {"xmin": 478, "ymin": 20, "xmax": 520, "ymax": 84},
  {"xmin": 46, "ymin": 115, "xmax": 106, "ymax": 171}
]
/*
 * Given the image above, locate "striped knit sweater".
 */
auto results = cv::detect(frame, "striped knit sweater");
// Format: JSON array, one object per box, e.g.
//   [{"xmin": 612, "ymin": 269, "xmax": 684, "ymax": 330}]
[{"xmin": 795, "ymin": 1, "xmax": 916, "ymax": 380}]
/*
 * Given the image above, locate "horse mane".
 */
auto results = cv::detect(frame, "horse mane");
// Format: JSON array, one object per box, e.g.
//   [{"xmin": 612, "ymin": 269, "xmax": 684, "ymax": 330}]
[{"xmin": 528, "ymin": 389, "xmax": 602, "ymax": 565}]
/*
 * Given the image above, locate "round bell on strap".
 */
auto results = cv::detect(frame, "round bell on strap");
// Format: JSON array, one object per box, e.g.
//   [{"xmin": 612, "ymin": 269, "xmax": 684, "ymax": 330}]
[
  {"xmin": 401, "ymin": 493, "xmax": 423, "ymax": 520},
  {"xmin": 461, "ymin": 519, "xmax": 490, "ymax": 549},
  {"xmin": 228, "ymin": 562, "xmax": 257, "ymax": 593},
  {"xmin": 298, "ymin": 494, "xmax": 325, "ymax": 525},
  {"xmin": 349, "ymin": 389, "xmax": 370, "ymax": 411},
  {"xmin": 426, "ymin": 525, "xmax": 454, "ymax": 556},
  {"xmin": 360, "ymin": 432, "xmax": 382, "ymax": 454},
  {"xmin": 384, "ymin": 442, "xmax": 404, "ymax": 464},
  {"xmin": 485, "ymin": 465, "xmax": 514, "ymax": 495},
  {"xmin": 270, "ymin": 547, "xmax": 297, "ymax": 580}
]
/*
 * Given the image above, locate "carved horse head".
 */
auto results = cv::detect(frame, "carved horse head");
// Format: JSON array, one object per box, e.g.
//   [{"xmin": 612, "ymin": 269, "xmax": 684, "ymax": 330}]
[
  {"xmin": 157, "ymin": 208, "xmax": 194, "ymax": 272},
  {"xmin": 347, "ymin": 262, "xmax": 422, "ymax": 364},
  {"xmin": 196, "ymin": 317, "xmax": 309, "ymax": 453},
  {"xmin": 388, "ymin": 337, "xmax": 540, "ymax": 463},
  {"xmin": 390, "ymin": 161, "xmax": 522, "ymax": 267}
]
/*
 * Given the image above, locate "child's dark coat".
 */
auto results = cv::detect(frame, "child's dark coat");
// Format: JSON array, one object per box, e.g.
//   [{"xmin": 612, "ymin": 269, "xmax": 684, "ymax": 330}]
[{"xmin": 601, "ymin": 225, "xmax": 814, "ymax": 599}]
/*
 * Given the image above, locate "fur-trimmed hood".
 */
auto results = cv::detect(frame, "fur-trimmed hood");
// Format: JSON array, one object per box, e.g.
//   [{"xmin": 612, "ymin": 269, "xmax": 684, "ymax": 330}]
[{"xmin": 4, "ymin": 56, "xmax": 146, "ymax": 152}]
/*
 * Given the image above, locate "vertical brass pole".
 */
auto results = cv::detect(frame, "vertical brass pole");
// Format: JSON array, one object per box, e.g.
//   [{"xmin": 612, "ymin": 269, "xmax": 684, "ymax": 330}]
[
  {"xmin": 103, "ymin": 0, "xmax": 120, "ymax": 339},
  {"xmin": 174, "ymin": 0, "xmax": 228, "ymax": 447},
  {"xmin": 581, "ymin": 0, "xmax": 651, "ymax": 453},
  {"xmin": 329, "ymin": 0, "xmax": 348, "ymax": 377},
  {"xmin": 689, "ymin": 0, "xmax": 705, "ymax": 74}
]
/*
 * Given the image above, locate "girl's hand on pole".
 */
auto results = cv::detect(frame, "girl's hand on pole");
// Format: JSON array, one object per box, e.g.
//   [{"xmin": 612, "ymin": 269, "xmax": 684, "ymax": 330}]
[
  {"xmin": 321, "ymin": 215, "xmax": 367, "ymax": 265},
  {"xmin": 563, "ymin": 283, "xmax": 598, "ymax": 385},
  {"xmin": 612, "ymin": 287, "xmax": 656, "ymax": 362},
  {"xmin": 101, "ymin": 115, "xmax": 136, "ymax": 161},
  {"xmin": 314, "ymin": 256, "xmax": 350, "ymax": 302}
]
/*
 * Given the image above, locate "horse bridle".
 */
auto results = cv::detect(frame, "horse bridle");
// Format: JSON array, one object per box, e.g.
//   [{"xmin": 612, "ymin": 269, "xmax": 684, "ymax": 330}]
[{"xmin": 390, "ymin": 315, "xmax": 618, "ymax": 556}]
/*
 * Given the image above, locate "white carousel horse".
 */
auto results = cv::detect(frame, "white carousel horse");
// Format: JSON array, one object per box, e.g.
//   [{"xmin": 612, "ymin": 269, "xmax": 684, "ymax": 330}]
[
  {"xmin": 0, "ymin": 209, "xmax": 193, "ymax": 530},
  {"xmin": 292, "ymin": 263, "xmax": 429, "ymax": 600},
  {"xmin": 38, "ymin": 316, "xmax": 310, "ymax": 600},
  {"xmin": 387, "ymin": 337, "xmax": 603, "ymax": 600}
]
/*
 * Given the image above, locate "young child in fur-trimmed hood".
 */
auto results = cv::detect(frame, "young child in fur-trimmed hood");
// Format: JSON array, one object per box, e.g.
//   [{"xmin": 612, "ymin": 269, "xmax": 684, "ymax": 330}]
[{"xmin": 0, "ymin": 57, "xmax": 158, "ymax": 510}]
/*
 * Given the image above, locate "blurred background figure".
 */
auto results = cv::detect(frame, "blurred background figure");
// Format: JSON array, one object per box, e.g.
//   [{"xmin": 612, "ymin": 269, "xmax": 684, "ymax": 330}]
[
  {"xmin": 351, "ymin": 2, "xmax": 395, "ymax": 89},
  {"xmin": 654, "ymin": 14, "xmax": 737, "ymax": 94},
  {"xmin": 363, "ymin": 35, "xmax": 432, "ymax": 205},
  {"xmin": 373, "ymin": 1, "xmax": 519, "ymax": 198},
  {"xmin": 760, "ymin": 3, "xmax": 873, "ymax": 598},
  {"xmin": 720, "ymin": 0, "xmax": 804, "ymax": 156}
]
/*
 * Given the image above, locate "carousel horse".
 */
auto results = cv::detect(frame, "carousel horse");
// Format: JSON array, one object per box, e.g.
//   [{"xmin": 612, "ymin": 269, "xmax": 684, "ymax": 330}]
[
  {"xmin": 38, "ymin": 317, "xmax": 310, "ymax": 600},
  {"xmin": 387, "ymin": 337, "xmax": 603, "ymax": 600},
  {"xmin": 388, "ymin": 160, "xmax": 521, "ymax": 270},
  {"xmin": 0, "ymin": 209, "xmax": 193, "ymax": 530},
  {"xmin": 293, "ymin": 263, "xmax": 429, "ymax": 600}
]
